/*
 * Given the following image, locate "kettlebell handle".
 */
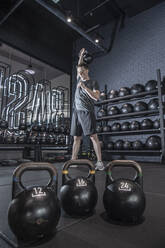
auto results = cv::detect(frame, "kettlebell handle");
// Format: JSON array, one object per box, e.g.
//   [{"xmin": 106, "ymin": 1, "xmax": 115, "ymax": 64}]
[
  {"xmin": 62, "ymin": 159, "xmax": 95, "ymax": 185},
  {"xmin": 12, "ymin": 162, "xmax": 58, "ymax": 199},
  {"xmin": 106, "ymin": 160, "xmax": 143, "ymax": 188}
]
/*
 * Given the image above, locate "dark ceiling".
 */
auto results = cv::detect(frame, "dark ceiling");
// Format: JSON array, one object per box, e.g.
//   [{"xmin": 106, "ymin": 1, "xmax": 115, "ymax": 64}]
[{"xmin": 0, "ymin": 0, "xmax": 164, "ymax": 74}]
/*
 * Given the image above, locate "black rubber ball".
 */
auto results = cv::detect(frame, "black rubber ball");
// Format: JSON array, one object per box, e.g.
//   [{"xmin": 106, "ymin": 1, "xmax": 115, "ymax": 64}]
[
  {"xmin": 131, "ymin": 84, "xmax": 145, "ymax": 95},
  {"xmin": 145, "ymin": 80, "xmax": 157, "ymax": 92},
  {"xmin": 145, "ymin": 136, "xmax": 161, "ymax": 150}
]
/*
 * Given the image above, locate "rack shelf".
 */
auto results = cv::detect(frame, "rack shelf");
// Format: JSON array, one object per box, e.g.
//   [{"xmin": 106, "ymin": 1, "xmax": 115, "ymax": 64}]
[
  {"xmin": 103, "ymin": 149, "xmax": 161, "ymax": 155},
  {"xmin": 96, "ymin": 89, "xmax": 159, "ymax": 106},
  {"xmin": 97, "ymin": 109, "xmax": 159, "ymax": 121},
  {"xmin": 0, "ymin": 144, "xmax": 69, "ymax": 149},
  {"xmin": 97, "ymin": 128, "xmax": 160, "ymax": 136}
]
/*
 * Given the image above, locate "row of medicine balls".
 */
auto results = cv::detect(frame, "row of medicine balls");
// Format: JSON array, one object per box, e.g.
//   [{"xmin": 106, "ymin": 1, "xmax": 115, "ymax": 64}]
[
  {"xmin": 100, "ymin": 80, "xmax": 157, "ymax": 100},
  {"xmin": 106, "ymin": 135, "xmax": 161, "ymax": 150},
  {"xmin": 96, "ymin": 119, "xmax": 160, "ymax": 133},
  {"xmin": 97, "ymin": 98, "xmax": 159, "ymax": 117}
]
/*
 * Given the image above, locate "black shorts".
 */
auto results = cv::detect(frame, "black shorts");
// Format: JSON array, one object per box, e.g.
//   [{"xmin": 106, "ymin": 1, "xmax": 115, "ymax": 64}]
[{"xmin": 70, "ymin": 109, "xmax": 96, "ymax": 136}]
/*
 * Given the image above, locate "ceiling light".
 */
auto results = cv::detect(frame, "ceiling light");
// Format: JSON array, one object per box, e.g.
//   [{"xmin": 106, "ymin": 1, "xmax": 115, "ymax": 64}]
[
  {"xmin": 95, "ymin": 38, "xmax": 99, "ymax": 43},
  {"xmin": 66, "ymin": 11, "xmax": 72, "ymax": 23},
  {"xmin": 67, "ymin": 16, "xmax": 72, "ymax": 23}
]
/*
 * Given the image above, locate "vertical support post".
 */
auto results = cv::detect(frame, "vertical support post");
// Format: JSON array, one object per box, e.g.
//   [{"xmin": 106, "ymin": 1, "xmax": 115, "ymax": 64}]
[
  {"xmin": 157, "ymin": 69, "xmax": 165, "ymax": 163},
  {"xmin": 34, "ymin": 144, "xmax": 42, "ymax": 162}
]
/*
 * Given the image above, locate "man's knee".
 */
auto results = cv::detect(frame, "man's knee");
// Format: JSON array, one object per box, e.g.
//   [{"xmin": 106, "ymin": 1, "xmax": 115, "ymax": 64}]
[{"xmin": 74, "ymin": 136, "xmax": 82, "ymax": 142}]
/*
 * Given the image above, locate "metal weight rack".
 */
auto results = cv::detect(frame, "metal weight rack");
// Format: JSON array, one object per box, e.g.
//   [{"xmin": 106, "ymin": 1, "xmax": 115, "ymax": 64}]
[{"xmin": 95, "ymin": 69, "xmax": 165, "ymax": 163}]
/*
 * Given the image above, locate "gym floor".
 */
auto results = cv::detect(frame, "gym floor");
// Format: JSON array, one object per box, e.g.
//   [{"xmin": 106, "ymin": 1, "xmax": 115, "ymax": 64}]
[{"xmin": 0, "ymin": 161, "xmax": 165, "ymax": 248}]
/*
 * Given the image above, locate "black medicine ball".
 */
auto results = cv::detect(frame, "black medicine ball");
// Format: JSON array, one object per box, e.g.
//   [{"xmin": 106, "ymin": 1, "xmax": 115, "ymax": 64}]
[
  {"xmin": 131, "ymin": 84, "xmax": 145, "ymax": 95},
  {"xmin": 148, "ymin": 99, "xmax": 159, "ymax": 110},
  {"xmin": 145, "ymin": 80, "xmax": 157, "ymax": 92},
  {"xmin": 145, "ymin": 135, "xmax": 161, "ymax": 150},
  {"xmin": 111, "ymin": 123, "xmax": 121, "ymax": 132},
  {"xmin": 120, "ymin": 103, "xmax": 133, "ymax": 114},
  {"xmin": 107, "ymin": 106, "xmax": 119, "ymax": 115},
  {"xmin": 130, "ymin": 121, "xmax": 140, "ymax": 130},
  {"xmin": 134, "ymin": 101, "xmax": 148, "ymax": 112},
  {"xmin": 107, "ymin": 90, "xmax": 118, "ymax": 99},
  {"xmin": 118, "ymin": 87, "xmax": 130, "ymax": 97}
]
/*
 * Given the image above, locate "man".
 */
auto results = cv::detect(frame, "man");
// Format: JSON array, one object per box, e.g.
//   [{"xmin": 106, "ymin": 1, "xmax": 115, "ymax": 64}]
[{"xmin": 70, "ymin": 48, "xmax": 104, "ymax": 171}]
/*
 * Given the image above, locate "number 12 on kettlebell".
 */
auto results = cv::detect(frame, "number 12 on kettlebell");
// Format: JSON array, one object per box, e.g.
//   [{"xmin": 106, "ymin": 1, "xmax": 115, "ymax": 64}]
[{"xmin": 32, "ymin": 187, "xmax": 47, "ymax": 197}]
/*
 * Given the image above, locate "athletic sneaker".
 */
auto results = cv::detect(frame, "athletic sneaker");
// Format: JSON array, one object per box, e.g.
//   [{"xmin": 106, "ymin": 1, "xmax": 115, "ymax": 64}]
[{"xmin": 95, "ymin": 161, "xmax": 105, "ymax": 171}]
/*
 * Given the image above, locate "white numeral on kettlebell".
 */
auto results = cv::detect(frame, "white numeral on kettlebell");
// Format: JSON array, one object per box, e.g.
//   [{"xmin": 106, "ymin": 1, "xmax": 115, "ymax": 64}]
[
  {"xmin": 119, "ymin": 182, "xmax": 131, "ymax": 191},
  {"xmin": 32, "ymin": 187, "xmax": 46, "ymax": 197}
]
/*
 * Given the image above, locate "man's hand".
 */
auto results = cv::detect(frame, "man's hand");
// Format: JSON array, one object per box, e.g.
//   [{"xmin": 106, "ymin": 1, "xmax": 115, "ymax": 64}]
[
  {"xmin": 79, "ymin": 48, "xmax": 85, "ymax": 58},
  {"xmin": 77, "ymin": 81, "xmax": 86, "ymax": 89}
]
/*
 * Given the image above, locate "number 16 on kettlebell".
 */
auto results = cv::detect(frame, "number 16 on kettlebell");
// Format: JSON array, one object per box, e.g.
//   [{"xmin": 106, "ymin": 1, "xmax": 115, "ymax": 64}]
[
  {"xmin": 103, "ymin": 160, "xmax": 146, "ymax": 223},
  {"xmin": 60, "ymin": 159, "xmax": 98, "ymax": 217}
]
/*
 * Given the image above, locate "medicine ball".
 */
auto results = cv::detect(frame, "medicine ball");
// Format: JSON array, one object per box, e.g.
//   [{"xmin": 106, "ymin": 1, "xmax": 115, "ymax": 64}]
[
  {"xmin": 120, "ymin": 103, "xmax": 133, "ymax": 114},
  {"xmin": 145, "ymin": 80, "xmax": 157, "ymax": 92},
  {"xmin": 130, "ymin": 121, "xmax": 140, "ymax": 130},
  {"xmin": 19, "ymin": 123, "xmax": 27, "ymax": 131},
  {"xmin": 107, "ymin": 141, "xmax": 114, "ymax": 150},
  {"xmin": 97, "ymin": 108, "xmax": 106, "ymax": 118},
  {"xmin": 134, "ymin": 101, "xmax": 148, "ymax": 112},
  {"xmin": 100, "ymin": 91, "xmax": 106, "ymax": 101},
  {"xmin": 102, "ymin": 125, "xmax": 111, "ymax": 132},
  {"xmin": 153, "ymin": 119, "xmax": 160, "ymax": 129},
  {"xmin": 54, "ymin": 127, "xmax": 60, "ymax": 134},
  {"xmin": 148, "ymin": 99, "xmax": 159, "ymax": 110},
  {"xmin": 123, "ymin": 141, "xmax": 132, "ymax": 150},
  {"xmin": 107, "ymin": 106, "xmax": 119, "ymax": 115},
  {"xmin": 96, "ymin": 125, "xmax": 102, "ymax": 133},
  {"xmin": 121, "ymin": 122, "xmax": 130, "ymax": 131},
  {"xmin": 130, "ymin": 84, "xmax": 145, "ymax": 95},
  {"xmin": 132, "ymin": 140, "xmax": 143, "ymax": 150},
  {"xmin": 0, "ymin": 120, "xmax": 8, "ymax": 129},
  {"xmin": 114, "ymin": 140, "xmax": 124, "ymax": 150},
  {"xmin": 111, "ymin": 123, "xmax": 121, "ymax": 132},
  {"xmin": 145, "ymin": 135, "xmax": 161, "ymax": 150},
  {"xmin": 103, "ymin": 160, "xmax": 146, "ymax": 223},
  {"xmin": 118, "ymin": 87, "xmax": 130, "ymax": 97},
  {"xmin": 40, "ymin": 124, "xmax": 47, "ymax": 132},
  {"xmin": 140, "ymin": 119, "xmax": 153, "ymax": 130},
  {"xmin": 107, "ymin": 90, "xmax": 118, "ymax": 99}
]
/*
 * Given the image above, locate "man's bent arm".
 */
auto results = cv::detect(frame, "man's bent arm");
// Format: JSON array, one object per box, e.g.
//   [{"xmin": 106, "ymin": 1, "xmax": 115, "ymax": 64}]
[{"xmin": 84, "ymin": 87, "xmax": 100, "ymax": 101}]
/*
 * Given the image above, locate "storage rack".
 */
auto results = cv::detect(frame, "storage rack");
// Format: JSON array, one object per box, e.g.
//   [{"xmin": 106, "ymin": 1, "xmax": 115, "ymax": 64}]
[
  {"xmin": 95, "ymin": 69, "xmax": 165, "ymax": 163},
  {"xmin": 0, "ymin": 143, "xmax": 70, "ymax": 162}
]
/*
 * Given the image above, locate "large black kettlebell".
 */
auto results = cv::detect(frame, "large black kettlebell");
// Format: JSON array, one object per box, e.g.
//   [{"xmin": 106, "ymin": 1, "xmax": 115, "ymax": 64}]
[
  {"xmin": 82, "ymin": 51, "xmax": 93, "ymax": 65},
  {"xmin": 60, "ymin": 159, "xmax": 98, "ymax": 217},
  {"xmin": 103, "ymin": 160, "xmax": 146, "ymax": 223},
  {"xmin": 8, "ymin": 162, "xmax": 61, "ymax": 245}
]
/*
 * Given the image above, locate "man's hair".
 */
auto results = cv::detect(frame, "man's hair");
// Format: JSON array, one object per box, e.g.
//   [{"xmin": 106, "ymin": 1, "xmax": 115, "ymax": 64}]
[{"xmin": 77, "ymin": 63, "xmax": 89, "ymax": 70}]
